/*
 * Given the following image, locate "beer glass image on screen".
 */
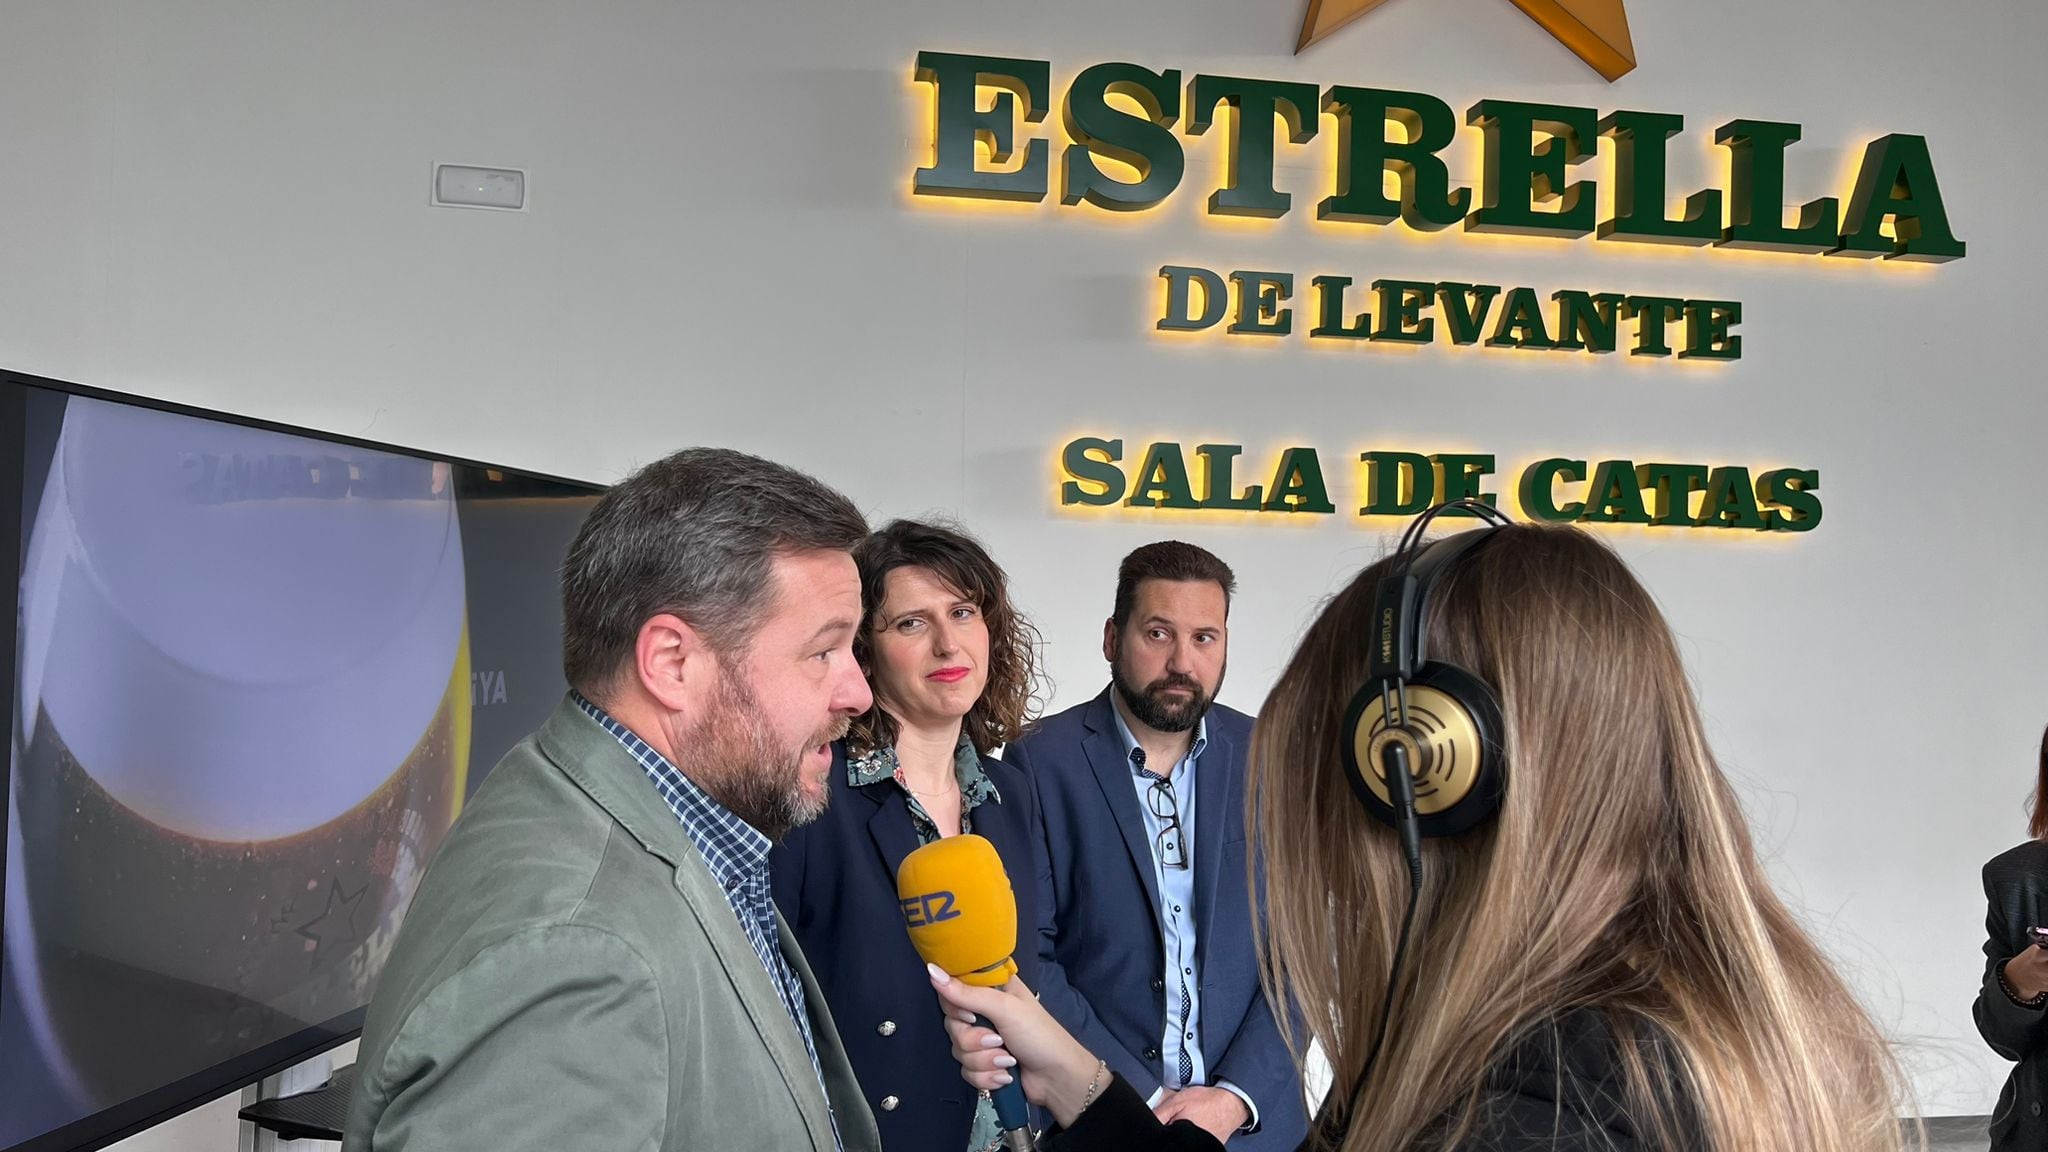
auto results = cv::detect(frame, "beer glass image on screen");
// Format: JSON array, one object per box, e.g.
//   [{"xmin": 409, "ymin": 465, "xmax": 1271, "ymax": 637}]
[{"xmin": 3, "ymin": 394, "xmax": 468, "ymax": 1139}]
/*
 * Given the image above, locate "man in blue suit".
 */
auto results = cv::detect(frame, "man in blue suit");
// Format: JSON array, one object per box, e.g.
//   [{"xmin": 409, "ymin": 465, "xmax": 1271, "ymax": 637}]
[{"xmin": 1002, "ymin": 542, "xmax": 1307, "ymax": 1149}]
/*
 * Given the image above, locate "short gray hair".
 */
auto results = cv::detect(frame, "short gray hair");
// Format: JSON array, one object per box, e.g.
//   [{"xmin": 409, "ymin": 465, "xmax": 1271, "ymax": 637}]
[{"xmin": 560, "ymin": 447, "xmax": 868, "ymax": 697}]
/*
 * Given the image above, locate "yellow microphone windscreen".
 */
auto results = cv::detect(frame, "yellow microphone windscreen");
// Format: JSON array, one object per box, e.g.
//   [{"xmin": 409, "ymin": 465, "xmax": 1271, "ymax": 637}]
[{"xmin": 895, "ymin": 833, "xmax": 1018, "ymax": 987}]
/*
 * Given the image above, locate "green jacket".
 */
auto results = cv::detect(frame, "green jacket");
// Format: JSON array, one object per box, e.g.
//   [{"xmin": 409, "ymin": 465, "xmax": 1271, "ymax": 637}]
[{"xmin": 343, "ymin": 697, "xmax": 882, "ymax": 1152}]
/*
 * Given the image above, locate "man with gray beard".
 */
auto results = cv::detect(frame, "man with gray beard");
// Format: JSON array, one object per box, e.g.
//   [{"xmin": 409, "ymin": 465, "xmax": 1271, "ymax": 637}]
[
  {"xmin": 1002, "ymin": 542, "xmax": 1306, "ymax": 1151},
  {"xmin": 345, "ymin": 448, "xmax": 881, "ymax": 1152}
]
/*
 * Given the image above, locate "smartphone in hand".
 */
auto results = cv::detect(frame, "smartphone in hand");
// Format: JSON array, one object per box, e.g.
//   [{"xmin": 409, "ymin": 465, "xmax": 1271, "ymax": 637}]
[{"xmin": 2028, "ymin": 926, "xmax": 2048, "ymax": 949}]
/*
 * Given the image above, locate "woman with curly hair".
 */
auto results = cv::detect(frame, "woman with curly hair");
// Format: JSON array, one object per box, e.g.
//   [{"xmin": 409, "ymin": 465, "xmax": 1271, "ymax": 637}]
[{"xmin": 772, "ymin": 518, "xmax": 1045, "ymax": 1152}]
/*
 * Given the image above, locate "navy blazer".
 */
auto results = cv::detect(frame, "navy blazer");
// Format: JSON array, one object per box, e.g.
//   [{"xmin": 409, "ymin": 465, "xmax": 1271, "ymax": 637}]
[
  {"xmin": 1003, "ymin": 689, "xmax": 1307, "ymax": 1152},
  {"xmin": 771, "ymin": 741, "xmax": 1041, "ymax": 1152}
]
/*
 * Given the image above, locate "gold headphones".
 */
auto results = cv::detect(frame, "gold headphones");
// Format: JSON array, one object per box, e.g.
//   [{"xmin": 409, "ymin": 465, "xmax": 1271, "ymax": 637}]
[{"xmin": 1339, "ymin": 501, "xmax": 1509, "ymax": 837}]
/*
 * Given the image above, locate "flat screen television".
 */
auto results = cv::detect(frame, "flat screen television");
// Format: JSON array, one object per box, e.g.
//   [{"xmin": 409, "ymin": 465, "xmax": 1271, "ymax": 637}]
[{"xmin": 0, "ymin": 370, "xmax": 604, "ymax": 1152}]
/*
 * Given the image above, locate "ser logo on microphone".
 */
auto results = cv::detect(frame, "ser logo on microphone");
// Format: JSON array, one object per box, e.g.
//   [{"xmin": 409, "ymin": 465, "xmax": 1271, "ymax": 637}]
[{"xmin": 900, "ymin": 890, "xmax": 962, "ymax": 928}]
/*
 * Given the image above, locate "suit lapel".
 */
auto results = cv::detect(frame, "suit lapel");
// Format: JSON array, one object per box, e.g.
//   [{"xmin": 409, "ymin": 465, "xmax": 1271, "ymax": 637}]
[
  {"xmin": 667, "ymin": 847, "xmax": 838, "ymax": 1148},
  {"xmin": 782, "ymin": 917, "xmax": 883, "ymax": 1152},
  {"xmin": 538, "ymin": 700, "xmax": 843, "ymax": 1150},
  {"xmin": 863, "ymin": 783, "xmax": 923, "ymax": 882},
  {"xmin": 539, "ymin": 698, "xmax": 693, "ymax": 869},
  {"xmin": 1082, "ymin": 690, "xmax": 1163, "ymax": 920}
]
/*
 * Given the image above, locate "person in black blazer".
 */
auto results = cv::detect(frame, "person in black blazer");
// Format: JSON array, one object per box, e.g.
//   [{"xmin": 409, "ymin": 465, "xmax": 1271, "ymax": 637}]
[
  {"xmin": 1975, "ymin": 723, "xmax": 2048, "ymax": 1151},
  {"xmin": 1003, "ymin": 541, "xmax": 1305, "ymax": 1149},
  {"xmin": 924, "ymin": 989, "xmax": 1686, "ymax": 1152},
  {"xmin": 772, "ymin": 519, "xmax": 1044, "ymax": 1152},
  {"xmin": 930, "ymin": 520, "xmax": 1909, "ymax": 1152}
]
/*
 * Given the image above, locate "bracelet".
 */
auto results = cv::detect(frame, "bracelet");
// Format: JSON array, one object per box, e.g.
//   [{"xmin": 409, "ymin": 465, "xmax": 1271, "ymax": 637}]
[
  {"xmin": 1999, "ymin": 960, "xmax": 2048, "ymax": 1009},
  {"xmin": 1075, "ymin": 1059, "xmax": 1110, "ymax": 1115}
]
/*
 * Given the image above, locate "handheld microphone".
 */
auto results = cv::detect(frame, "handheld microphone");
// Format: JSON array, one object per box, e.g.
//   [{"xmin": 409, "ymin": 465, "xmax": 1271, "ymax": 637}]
[{"xmin": 896, "ymin": 834, "xmax": 1034, "ymax": 1152}]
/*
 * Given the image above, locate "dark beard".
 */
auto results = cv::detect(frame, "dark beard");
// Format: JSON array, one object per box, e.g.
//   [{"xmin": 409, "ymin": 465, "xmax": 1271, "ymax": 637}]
[
  {"xmin": 676, "ymin": 669, "xmax": 849, "ymax": 841},
  {"xmin": 1111, "ymin": 657, "xmax": 1222, "ymax": 735}
]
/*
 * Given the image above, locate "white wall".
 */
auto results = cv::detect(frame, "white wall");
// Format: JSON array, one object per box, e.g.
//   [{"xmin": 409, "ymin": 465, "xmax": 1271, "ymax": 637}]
[{"xmin": 2, "ymin": 0, "xmax": 2039, "ymax": 1139}]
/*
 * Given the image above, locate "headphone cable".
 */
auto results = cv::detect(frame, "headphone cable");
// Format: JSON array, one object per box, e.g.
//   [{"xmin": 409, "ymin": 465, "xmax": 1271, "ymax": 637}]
[
  {"xmin": 1331, "ymin": 745, "xmax": 1425, "ymax": 1146},
  {"xmin": 1328, "ymin": 501, "xmax": 1498, "ymax": 1145}
]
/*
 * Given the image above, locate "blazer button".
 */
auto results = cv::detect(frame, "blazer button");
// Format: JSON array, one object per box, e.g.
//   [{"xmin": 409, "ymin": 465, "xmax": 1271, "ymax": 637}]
[
  {"xmin": 2033, "ymin": 1101, "xmax": 2043, "ymax": 1117},
  {"xmin": 881, "ymin": 1096, "xmax": 900, "ymax": 1112},
  {"xmin": 1144, "ymin": 1046, "xmax": 1160, "ymax": 1061},
  {"xmin": 877, "ymin": 1020, "xmax": 897, "ymax": 1037},
  {"xmin": 1150, "ymin": 977, "xmax": 1164, "ymax": 992}
]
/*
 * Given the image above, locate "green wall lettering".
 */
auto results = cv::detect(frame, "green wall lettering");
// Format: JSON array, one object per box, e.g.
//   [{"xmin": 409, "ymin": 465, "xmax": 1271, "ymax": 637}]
[
  {"xmin": 1187, "ymin": 75, "xmax": 1321, "ymax": 218},
  {"xmin": 1431, "ymin": 454, "xmax": 1498, "ymax": 510},
  {"xmin": 1488, "ymin": 286, "xmax": 1557, "ymax": 349},
  {"xmin": 1518, "ymin": 459, "xmax": 1587, "ymax": 521},
  {"xmin": 1552, "ymin": 290, "xmax": 1625, "ymax": 353},
  {"xmin": 1598, "ymin": 110, "xmax": 1721, "ymax": 246},
  {"xmin": 1716, "ymin": 120, "xmax": 1838, "ymax": 253},
  {"xmin": 1319, "ymin": 87, "xmax": 1471, "ymax": 230},
  {"xmin": 1362, "ymin": 451, "xmax": 1436, "ymax": 515},
  {"xmin": 1371, "ymin": 279, "xmax": 1436, "ymax": 343},
  {"xmin": 1578, "ymin": 459, "xmax": 1652, "ymax": 523},
  {"xmin": 1310, "ymin": 276, "xmax": 1373, "ymax": 339},
  {"xmin": 1061, "ymin": 62, "xmax": 1184, "ymax": 211},
  {"xmin": 1437, "ymin": 283, "xmax": 1503, "ymax": 345},
  {"xmin": 1228, "ymin": 271, "xmax": 1295, "ymax": 335},
  {"xmin": 1158, "ymin": 265, "xmax": 1228, "ymax": 331},
  {"xmin": 1680, "ymin": 300, "xmax": 1743, "ymax": 360},
  {"xmin": 1758, "ymin": 468, "xmax": 1824, "ymax": 531},
  {"xmin": 1126, "ymin": 442, "xmax": 1201, "ymax": 509},
  {"xmin": 1194, "ymin": 443, "xmax": 1265, "ymax": 509},
  {"xmin": 1060, "ymin": 437, "xmax": 1125, "ymax": 505},
  {"xmin": 1622, "ymin": 295, "xmax": 1686, "ymax": 356},
  {"xmin": 1696, "ymin": 466, "xmax": 1767, "ymax": 529},
  {"xmin": 1263, "ymin": 448, "xmax": 1337, "ymax": 513},
  {"xmin": 1635, "ymin": 462, "xmax": 1710, "ymax": 525},
  {"xmin": 1834, "ymin": 134, "xmax": 1967, "ymax": 262},
  {"xmin": 1466, "ymin": 100, "xmax": 1599, "ymax": 237},
  {"xmin": 913, "ymin": 52, "xmax": 1050, "ymax": 201}
]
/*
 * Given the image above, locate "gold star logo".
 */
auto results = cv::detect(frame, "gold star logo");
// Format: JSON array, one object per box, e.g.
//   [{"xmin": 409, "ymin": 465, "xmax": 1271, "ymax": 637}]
[{"xmin": 1297, "ymin": 0, "xmax": 1637, "ymax": 81}]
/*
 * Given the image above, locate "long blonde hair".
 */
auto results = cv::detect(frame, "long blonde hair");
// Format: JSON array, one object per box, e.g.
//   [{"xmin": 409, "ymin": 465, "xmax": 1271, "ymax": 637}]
[{"xmin": 1251, "ymin": 524, "xmax": 1908, "ymax": 1151}]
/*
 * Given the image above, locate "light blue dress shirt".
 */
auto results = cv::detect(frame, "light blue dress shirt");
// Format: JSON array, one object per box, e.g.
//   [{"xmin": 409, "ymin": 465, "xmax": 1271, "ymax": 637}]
[{"xmin": 1109, "ymin": 703, "xmax": 1258, "ymax": 1131}]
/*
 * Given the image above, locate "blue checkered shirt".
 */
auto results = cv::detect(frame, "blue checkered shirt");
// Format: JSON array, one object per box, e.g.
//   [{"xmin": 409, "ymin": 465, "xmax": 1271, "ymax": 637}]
[{"xmin": 573, "ymin": 693, "xmax": 840, "ymax": 1148}]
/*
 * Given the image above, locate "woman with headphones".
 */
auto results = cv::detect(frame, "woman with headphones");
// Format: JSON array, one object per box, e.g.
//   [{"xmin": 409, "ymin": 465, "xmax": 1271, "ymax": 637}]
[{"xmin": 930, "ymin": 509, "xmax": 1909, "ymax": 1152}]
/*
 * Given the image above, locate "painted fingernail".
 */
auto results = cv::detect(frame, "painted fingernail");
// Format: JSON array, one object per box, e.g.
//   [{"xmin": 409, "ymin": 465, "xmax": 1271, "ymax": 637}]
[
  {"xmin": 980, "ymin": 1034, "xmax": 1006, "ymax": 1049},
  {"xmin": 993, "ymin": 1055, "xmax": 1017, "ymax": 1069},
  {"xmin": 994, "ymin": 1073, "xmax": 1014, "ymax": 1086}
]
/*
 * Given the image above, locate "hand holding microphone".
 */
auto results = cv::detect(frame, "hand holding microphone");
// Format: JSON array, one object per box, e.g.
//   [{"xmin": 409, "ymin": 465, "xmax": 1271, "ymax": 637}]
[
  {"xmin": 2006, "ymin": 928, "xmax": 2048, "ymax": 1002},
  {"xmin": 896, "ymin": 835, "xmax": 1105, "ymax": 1143},
  {"xmin": 926, "ymin": 966, "xmax": 1107, "ymax": 1132}
]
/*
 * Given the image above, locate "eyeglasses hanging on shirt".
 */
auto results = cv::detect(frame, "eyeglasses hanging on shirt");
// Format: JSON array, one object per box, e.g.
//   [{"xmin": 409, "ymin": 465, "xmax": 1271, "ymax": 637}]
[{"xmin": 1133, "ymin": 748, "xmax": 1189, "ymax": 871}]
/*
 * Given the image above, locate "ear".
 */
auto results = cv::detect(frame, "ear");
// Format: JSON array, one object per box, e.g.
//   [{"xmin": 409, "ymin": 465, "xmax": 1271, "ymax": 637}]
[
  {"xmin": 1101, "ymin": 617, "xmax": 1118, "ymax": 665},
  {"xmin": 634, "ymin": 613, "xmax": 718, "ymax": 716}
]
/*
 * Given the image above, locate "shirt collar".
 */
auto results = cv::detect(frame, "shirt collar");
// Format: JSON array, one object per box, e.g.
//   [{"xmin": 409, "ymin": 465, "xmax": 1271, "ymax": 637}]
[
  {"xmin": 571, "ymin": 691, "xmax": 774, "ymax": 884},
  {"xmin": 1107, "ymin": 690, "xmax": 1208, "ymax": 780}
]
